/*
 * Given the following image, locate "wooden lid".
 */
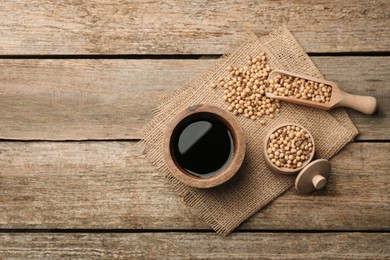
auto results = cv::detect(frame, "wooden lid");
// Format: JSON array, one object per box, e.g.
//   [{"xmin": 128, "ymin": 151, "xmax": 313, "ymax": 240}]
[
  {"xmin": 163, "ymin": 104, "xmax": 246, "ymax": 189},
  {"xmin": 295, "ymin": 159, "xmax": 331, "ymax": 195}
]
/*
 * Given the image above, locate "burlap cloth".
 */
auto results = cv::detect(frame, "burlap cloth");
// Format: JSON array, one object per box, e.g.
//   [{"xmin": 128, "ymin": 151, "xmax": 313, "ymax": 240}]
[{"xmin": 141, "ymin": 27, "xmax": 358, "ymax": 235}]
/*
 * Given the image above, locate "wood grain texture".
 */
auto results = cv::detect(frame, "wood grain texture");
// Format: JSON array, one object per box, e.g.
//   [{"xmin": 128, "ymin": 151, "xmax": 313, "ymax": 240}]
[
  {"xmin": 0, "ymin": 56, "xmax": 388, "ymax": 140},
  {"xmin": 0, "ymin": 141, "xmax": 388, "ymax": 230},
  {"xmin": 0, "ymin": 1, "xmax": 389, "ymax": 55},
  {"xmin": 1, "ymin": 232, "xmax": 389, "ymax": 259}
]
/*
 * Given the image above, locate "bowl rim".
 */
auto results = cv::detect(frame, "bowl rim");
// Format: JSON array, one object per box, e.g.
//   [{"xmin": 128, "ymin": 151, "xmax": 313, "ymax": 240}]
[
  {"xmin": 163, "ymin": 104, "xmax": 246, "ymax": 188},
  {"xmin": 263, "ymin": 123, "xmax": 315, "ymax": 175}
]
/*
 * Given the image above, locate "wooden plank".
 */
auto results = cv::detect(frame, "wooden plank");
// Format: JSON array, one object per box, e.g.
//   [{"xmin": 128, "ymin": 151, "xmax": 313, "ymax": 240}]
[
  {"xmin": 0, "ymin": 58, "xmax": 187, "ymax": 140},
  {"xmin": 0, "ymin": 57, "xmax": 388, "ymax": 140},
  {"xmin": 0, "ymin": 142, "xmax": 388, "ymax": 230},
  {"xmin": 0, "ymin": 1, "xmax": 389, "ymax": 55},
  {"xmin": 0, "ymin": 233, "xmax": 389, "ymax": 259}
]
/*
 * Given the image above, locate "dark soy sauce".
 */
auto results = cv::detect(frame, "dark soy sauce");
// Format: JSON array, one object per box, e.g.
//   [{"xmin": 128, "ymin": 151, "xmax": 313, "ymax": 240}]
[{"xmin": 171, "ymin": 114, "xmax": 234, "ymax": 178}]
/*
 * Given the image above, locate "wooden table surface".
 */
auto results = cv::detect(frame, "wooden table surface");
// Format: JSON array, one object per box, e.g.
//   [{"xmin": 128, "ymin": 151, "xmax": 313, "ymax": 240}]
[{"xmin": 0, "ymin": 1, "xmax": 389, "ymax": 259}]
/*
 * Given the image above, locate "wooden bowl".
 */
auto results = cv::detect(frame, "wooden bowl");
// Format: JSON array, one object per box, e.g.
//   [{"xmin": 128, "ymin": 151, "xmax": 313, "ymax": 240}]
[
  {"xmin": 163, "ymin": 104, "xmax": 245, "ymax": 188},
  {"xmin": 263, "ymin": 123, "xmax": 315, "ymax": 175}
]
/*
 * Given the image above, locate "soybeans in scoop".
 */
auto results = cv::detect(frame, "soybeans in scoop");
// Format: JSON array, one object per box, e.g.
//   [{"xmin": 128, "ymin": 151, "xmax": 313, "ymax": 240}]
[{"xmin": 266, "ymin": 69, "xmax": 377, "ymax": 114}]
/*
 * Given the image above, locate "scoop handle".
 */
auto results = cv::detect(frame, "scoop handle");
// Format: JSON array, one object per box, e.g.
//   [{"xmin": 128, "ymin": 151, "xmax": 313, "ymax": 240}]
[{"xmin": 337, "ymin": 92, "xmax": 377, "ymax": 114}]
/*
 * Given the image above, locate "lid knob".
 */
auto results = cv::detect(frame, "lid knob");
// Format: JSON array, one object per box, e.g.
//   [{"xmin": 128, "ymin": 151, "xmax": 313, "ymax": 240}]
[{"xmin": 312, "ymin": 175, "xmax": 327, "ymax": 190}]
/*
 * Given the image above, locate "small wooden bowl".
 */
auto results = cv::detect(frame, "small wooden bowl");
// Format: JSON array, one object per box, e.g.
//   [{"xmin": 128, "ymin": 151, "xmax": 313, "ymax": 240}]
[
  {"xmin": 263, "ymin": 123, "xmax": 315, "ymax": 175},
  {"xmin": 164, "ymin": 104, "xmax": 246, "ymax": 189}
]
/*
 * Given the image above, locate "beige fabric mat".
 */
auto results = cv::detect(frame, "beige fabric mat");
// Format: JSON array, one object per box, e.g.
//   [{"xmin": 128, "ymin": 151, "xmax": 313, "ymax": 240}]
[{"xmin": 141, "ymin": 27, "xmax": 358, "ymax": 235}]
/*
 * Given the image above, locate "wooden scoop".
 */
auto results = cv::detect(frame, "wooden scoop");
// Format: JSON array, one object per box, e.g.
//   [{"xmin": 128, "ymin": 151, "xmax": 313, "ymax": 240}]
[{"xmin": 266, "ymin": 69, "xmax": 377, "ymax": 114}]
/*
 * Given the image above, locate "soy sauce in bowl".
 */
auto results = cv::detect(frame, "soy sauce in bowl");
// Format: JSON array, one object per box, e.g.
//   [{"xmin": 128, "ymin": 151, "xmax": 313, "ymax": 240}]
[
  {"xmin": 171, "ymin": 114, "xmax": 234, "ymax": 178},
  {"xmin": 164, "ymin": 105, "xmax": 245, "ymax": 189}
]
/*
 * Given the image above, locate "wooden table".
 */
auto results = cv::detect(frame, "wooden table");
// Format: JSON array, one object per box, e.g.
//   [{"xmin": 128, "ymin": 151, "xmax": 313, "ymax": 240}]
[{"xmin": 0, "ymin": 1, "xmax": 389, "ymax": 258}]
